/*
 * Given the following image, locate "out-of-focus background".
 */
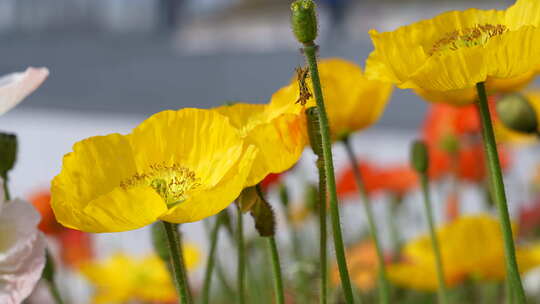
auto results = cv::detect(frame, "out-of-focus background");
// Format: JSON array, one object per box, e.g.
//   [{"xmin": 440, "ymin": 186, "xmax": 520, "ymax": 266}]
[{"xmin": 1, "ymin": 0, "xmax": 535, "ymax": 302}]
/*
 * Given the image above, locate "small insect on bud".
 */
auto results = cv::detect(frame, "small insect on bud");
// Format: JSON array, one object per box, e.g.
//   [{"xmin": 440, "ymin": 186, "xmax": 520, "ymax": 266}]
[
  {"xmin": 496, "ymin": 93, "xmax": 538, "ymax": 134},
  {"xmin": 411, "ymin": 140, "xmax": 429, "ymax": 174},
  {"xmin": 291, "ymin": 0, "xmax": 318, "ymax": 44},
  {"xmin": 0, "ymin": 133, "xmax": 17, "ymax": 177}
]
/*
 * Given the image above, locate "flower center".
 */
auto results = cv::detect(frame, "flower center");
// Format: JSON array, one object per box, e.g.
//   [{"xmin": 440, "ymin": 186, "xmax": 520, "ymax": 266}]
[
  {"xmin": 429, "ymin": 24, "xmax": 507, "ymax": 56},
  {"xmin": 120, "ymin": 163, "xmax": 201, "ymax": 206}
]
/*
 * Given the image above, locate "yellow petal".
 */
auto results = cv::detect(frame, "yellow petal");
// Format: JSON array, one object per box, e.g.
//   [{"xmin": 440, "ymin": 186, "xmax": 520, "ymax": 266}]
[
  {"xmin": 129, "ymin": 108, "xmax": 245, "ymax": 189},
  {"xmin": 51, "ymin": 134, "xmax": 167, "ymax": 232},
  {"xmin": 160, "ymin": 144, "xmax": 258, "ymax": 223}
]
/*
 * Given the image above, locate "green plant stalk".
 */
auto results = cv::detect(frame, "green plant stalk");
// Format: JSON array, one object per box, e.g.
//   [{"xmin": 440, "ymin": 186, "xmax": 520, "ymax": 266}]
[
  {"xmin": 342, "ymin": 137, "xmax": 391, "ymax": 304},
  {"xmin": 476, "ymin": 82, "xmax": 526, "ymax": 303},
  {"xmin": 44, "ymin": 251, "xmax": 65, "ymax": 304},
  {"xmin": 419, "ymin": 174, "xmax": 449, "ymax": 304},
  {"xmin": 388, "ymin": 195, "xmax": 402, "ymax": 258},
  {"xmin": 317, "ymin": 154, "xmax": 328, "ymax": 304},
  {"xmin": 236, "ymin": 206, "xmax": 246, "ymax": 304},
  {"xmin": 161, "ymin": 222, "xmax": 192, "ymax": 304},
  {"xmin": 202, "ymin": 216, "xmax": 223, "ymax": 304},
  {"xmin": 267, "ymin": 236, "xmax": 285, "ymax": 304},
  {"xmin": 302, "ymin": 42, "xmax": 355, "ymax": 304},
  {"xmin": 2, "ymin": 173, "xmax": 9, "ymax": 201}
]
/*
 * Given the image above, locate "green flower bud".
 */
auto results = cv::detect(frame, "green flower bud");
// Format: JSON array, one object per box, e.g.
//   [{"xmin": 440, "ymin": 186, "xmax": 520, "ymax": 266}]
[
  {"xmin": 496, "ymin": 93, "xmax": 538, "ymax": 134},
  {"xmin": 304, "ymin": 183, "xmax": 319, "ymax": 212},
  {"xmin": 151, "ymin": 222, "xmax": 170, "ymax": 262},
  {"xmin": 0, "ymin": 133, "xmax": 17, "ymax": 176},
  {"xmin": 291, "ymin": 0, "xmax": 318, "ymax": 44},
  {"xmin": 306, "ymin": 107, "xmax": 323, "ymax": 157},
  {"xmin": 411, "ymin": 140, "xmax": 429, "ymax": 174}
]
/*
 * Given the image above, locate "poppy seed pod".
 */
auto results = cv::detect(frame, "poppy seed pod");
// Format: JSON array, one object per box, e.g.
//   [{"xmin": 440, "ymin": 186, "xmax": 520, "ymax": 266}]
[
  {"xmin": 291, "ymin": 0, "xmax": 318, "ymax": 44},
  {"xmin": 496, "ymin": 93, "xmax": 538, "ymax": 134},
  {"xmin": 0, "ymin": 132, "xmax": 17, "ymax": 177},
  {"xmin": 411, "ymin": 140, "xmax": 429, "ymax": 174}
]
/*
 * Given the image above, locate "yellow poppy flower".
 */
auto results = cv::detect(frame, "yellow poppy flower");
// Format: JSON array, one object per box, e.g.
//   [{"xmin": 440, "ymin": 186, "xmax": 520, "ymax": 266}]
[
  {"xmin": 365, "ymin": 0, "xmax": 540, "ymax": 105},
  {"xmin": 214, "ymin": 102, "xmax": 307, "ymax": 186},
  {"xmin": 388, "ymin": 215, "xmax": 540, "ymax": 291},
  {"xmin": 51, "ymin": 108, "xmax": 258, "ymax": 233},
  {"xmin": 495, "ymin": 90, "xmax": 540, "ymax": 144},
  {"xmin": 270, "ymin": 58, "xmax": 392, "ymax": 140},
  {"xmin": 80, "ymin": 245, "xmax": 200, "ymax": 304}
]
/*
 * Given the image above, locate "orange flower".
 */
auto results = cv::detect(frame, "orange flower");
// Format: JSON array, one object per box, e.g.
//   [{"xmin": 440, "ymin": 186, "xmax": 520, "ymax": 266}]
[
  {"xmin": 337, "ymin": 162, "xmax": 417, "ymax": 199},
  {"xmin": 30, "ymin": 191, "xmax": 63, "ymax": 235},
  {"xmin": 422, "ymin": 102, "xmax": 511, "ymax": 183},
  {"xmin": 58, "ymin": 229, "xmax": 93, "ymax": 268},
  {"xmin": 331, "ymin": 240, "xmax": 389, "ymax": 291}
]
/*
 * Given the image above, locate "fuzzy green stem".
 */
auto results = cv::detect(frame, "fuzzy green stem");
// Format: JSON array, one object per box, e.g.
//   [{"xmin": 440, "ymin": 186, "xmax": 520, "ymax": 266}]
[
  {"xmin": 267, "ymin": 237, "xmax": 285, "ymax": 304},
  {"xmin": 202, "ymin": 216, "xmax": 223, "ymax": 304},
  {"xmin": 236, "ymin": 205, "xmax": 246, "ymax": 304},
  {"xmin": 342, "ymin": 137, "xmax": 391, "ymax": 304},
  {"xmin": 317, "ymin": 155, "xmax": 328, "ymax": 304},
  {"xmin": 476, "ymin": 82, "xmax": 526, "ymax": 303},
  {"xmin": 419, "ymin": 174, "xmax": 449, "ymax": 304},
  {"xmin": 161, "ymin": 221, "xmax": 192, "ymax": 304},
  {"xmin": 43, "ymin": 251, "xmax": 65, "ymax": 304},
  {"xmin": 302, "ymin": 42, "xmax": 355, "ymax": 303}
]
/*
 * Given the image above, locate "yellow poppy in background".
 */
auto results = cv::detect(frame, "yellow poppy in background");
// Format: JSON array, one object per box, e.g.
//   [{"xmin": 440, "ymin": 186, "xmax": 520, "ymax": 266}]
[
  {"xmin": 214, "ymin": 102, "xmax": 307, "ymax": 186},
  {"xmin": 388, "ymin": 215, "xmax": 540, "ymax": 291},
  {"xmin": 51, "ymin": 109, "xmax": 258, "ymax": 233},
  {"xmin": 365, "ymin": 0, "xmax": 540, "ymax": 105},
  {"xmin": 270, "ymin": 58, "xmax": 392, "ymax": 140},
  {"xmin": 495, "ymin": 90, "xmax": 540, "ymax": 144},
  {"xmin": 81, "ymin": 244, "xmax": 200, "ymax": 304}
]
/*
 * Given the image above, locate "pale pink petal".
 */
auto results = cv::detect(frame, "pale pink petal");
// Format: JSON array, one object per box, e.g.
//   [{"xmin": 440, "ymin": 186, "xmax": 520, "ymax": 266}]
[
  {"xmin": 0, "ymin": 67, "xmax": 49, "ymax": 115},
  {"xmin": 0, "ymin": 199, "xmax": 46, "ymax": 304}
]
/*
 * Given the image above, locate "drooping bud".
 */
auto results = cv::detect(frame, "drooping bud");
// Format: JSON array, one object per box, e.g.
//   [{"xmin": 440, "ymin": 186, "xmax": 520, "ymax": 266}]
[
  {"xmin": 250, "ymin": 185, "xmax": 276, "ymax": 237},
  {"xmin": 151, "ymin": 222, "xmax": 170, "ymax": 262},
  {"xmin": 0, "ymin": 132, "xmax": 17, "ymax": 177},
  {"xmin": 291, "ymin": 0, "xmax": 318, "ymax": 44},
  {"xmin": 411, "ymin": 140, "xmax": 429, "ymax": 174},
  {"xmin": 237, "ymin": 187, "xmax": 259, "ymax": 213},
  {"xmin": 496, "ymin": 93, "xmax": 538, "ymax": 134},
  {"xmin": 304, "ymin": 183, "xmax": 319, "ymax": 212}
]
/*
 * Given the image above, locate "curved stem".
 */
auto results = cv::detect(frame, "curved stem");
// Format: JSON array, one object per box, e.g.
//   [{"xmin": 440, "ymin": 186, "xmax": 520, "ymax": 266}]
[
  {"xmin": 202, "ymin": 216, "xmax": 223, "ymax": 304},
  {"xmin": 302, "ymin": 42, "xmax": 355, "ymax": 304},
  {"xmin": 236, "ymin": 205, "xmax": 246, "ymax": 304},
  {"xmin": 420, "ymin": 174, "xmax": 449, "ymax": 304},
  {"xmin": 476, "ymin": 82, "xmax": 526, "ymax": 304},
  {"xmin": 342, "ymin": 137, "xmax": 391, "ymax": 304},
  {"xmin": 268, "ymin": 237, "xmax": 285, "ymax": 304},
  {"xmin": 162, "ymin": 221, "xmax": 192, "ymax": 304}
]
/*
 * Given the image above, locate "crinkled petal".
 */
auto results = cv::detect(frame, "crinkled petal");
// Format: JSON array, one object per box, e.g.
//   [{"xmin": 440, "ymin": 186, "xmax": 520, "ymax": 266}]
[
  {"xmin": 129, "ymin": 108, "xmax": 244, "ymax": 189},
  {"xmin": 52, "ymin": 134, "xmax": 167, "ymax": 232},
  {"xmin": 0, "ymin": 200, "xmax": 46, "ymax": 304}
]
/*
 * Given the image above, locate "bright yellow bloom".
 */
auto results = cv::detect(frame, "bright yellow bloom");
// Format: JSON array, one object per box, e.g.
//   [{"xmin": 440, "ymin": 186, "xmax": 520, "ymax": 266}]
[
  {"xmin": 366, "ymin": 0, "xmax": 540, "ymax": 105},
  {"xmin": 214, "ymin": 102, "xmax": 307, "ymax": 186},
  {"xmin": 51, "ymin": 109, "xmax": 258, "ymax": 232},
  {"xmin": 270, "ymin": 58, "xmax": 392, "ymax": 140},
  {"xmin": 81, "ymin": 245, "xmax": 200, "ymax": 304},
  {"xmin": 388, "ymin": 215, "xmax": 540, "ymax": 291},
  {"xmin": 495, "ymin": 90, "xmax": 540, "ymax": 144}
]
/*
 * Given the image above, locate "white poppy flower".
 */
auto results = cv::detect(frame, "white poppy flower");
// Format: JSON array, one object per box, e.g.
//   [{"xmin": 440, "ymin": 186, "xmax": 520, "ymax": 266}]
[
  {"xmin": 0, "ymin": 196, "xmax": 46, "ymax": 304},
  {"xmin": 0, "ymin": 67, "xmax": 49, "ymax": 115}
]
